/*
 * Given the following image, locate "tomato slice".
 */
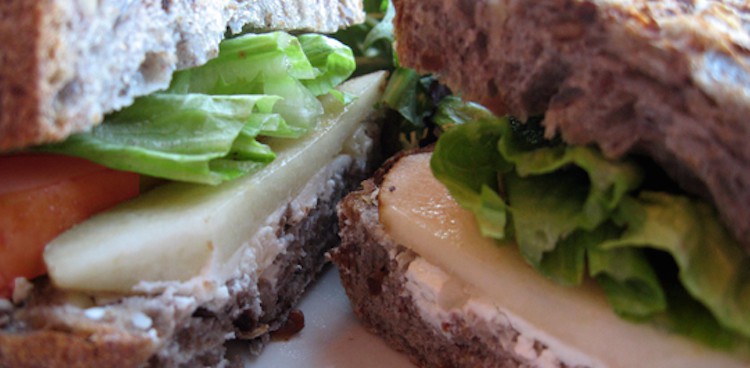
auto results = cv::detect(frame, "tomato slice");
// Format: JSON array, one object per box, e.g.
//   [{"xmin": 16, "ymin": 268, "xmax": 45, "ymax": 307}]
[{"xmin": 0, "ymin": 154, "xmax": 139, "ymax": 298}]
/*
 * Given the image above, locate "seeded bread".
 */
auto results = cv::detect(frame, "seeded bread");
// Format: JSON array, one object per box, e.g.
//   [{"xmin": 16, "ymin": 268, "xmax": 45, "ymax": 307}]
[
  {"xmin": 392, "ymin": 0, "xmax": 750, "ymax": 252},
  {"xmin": 0, "ymin": 0, "xmax": 364, "ymax": 152}
]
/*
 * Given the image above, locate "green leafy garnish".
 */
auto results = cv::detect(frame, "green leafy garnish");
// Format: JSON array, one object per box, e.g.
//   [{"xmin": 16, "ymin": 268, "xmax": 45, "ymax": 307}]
[
  {"xmin": 430, "ymin": 111, "xmax": 750, "ymax": 351},
  {"xmin": 334, "ymin": 0, "xmax": 446, "ymax": 149},
  {"xmin": 334, "ymin": 0, "xmax": 395, "ymax": 77},
  {"xmin": 297, "ymin": 34, "xmax": 357, "ymax": 97},
  {"xmin": 433, "ymin": 95, "xmax": 494, "ymax": 129},
  {"xmin": 605, "ymin": 193, "xmax": 750, "ymax": 336},
  {"xmin": 430, "ymin": 117, "xmax": 510, "ymax": 238},
  {"xmin": 382, "ymin": 68, "xmax": 434, "ymax": 131}
]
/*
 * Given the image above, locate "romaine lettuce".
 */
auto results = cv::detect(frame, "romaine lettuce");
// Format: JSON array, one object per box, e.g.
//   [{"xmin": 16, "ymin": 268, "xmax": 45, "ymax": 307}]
[
  {"xmin": 431, "ymin": 112, "xmax": 750, "ymax": 348},
  {"xmin": 40, "ymin": 32, "xmax": 356, "ymax": 185}
]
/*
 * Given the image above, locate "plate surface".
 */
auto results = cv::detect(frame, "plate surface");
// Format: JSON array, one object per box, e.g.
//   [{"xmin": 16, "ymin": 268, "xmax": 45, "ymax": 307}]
[{"xmin": 237, "ymin": 266, "xmax": 414, "ymax": 367}]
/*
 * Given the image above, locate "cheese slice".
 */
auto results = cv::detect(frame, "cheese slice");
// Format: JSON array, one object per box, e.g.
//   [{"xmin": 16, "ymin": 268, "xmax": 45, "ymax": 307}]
[
  {"xmin": 379, "ymin": 152, "xmax": 747, "ymax": 368},
  {"xmin": 44, "ymin": 71, "xmax": 386, "ymax": 293}
]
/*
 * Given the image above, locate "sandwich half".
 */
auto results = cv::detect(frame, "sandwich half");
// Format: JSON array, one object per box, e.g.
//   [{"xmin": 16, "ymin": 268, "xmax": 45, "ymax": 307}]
[
  {"xmin": 0, "ymin": 1, "xmax": 390, "ymax": 366},
  {"xmin": 332, "ymin": 0, "xmax": 750, "ymax": 366}
]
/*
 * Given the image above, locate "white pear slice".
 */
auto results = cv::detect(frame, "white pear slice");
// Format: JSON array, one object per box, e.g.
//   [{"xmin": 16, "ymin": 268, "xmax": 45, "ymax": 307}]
[
  {"xmin": 379, "ymin": 152, "xmax": 747, "ymax": 368},
  {"xmin": 45, "ymin": 71, "xmax": 387, "ymax": 293}
]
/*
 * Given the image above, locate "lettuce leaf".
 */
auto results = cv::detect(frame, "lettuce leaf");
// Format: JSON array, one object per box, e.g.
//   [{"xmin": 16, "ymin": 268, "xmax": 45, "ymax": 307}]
[
  {"xmin": 334, "ymin": 0, "xmax": 395, "ymax": 77},
  {"xmin": 587, "ymin": 226, "xmax": 666, "ymax": 320},
  {"xmin": 335, "ymin": 0, "xmax": 441, "ymax": 145},
  {"xmin": 39, "ymin": 32, "xmax": 356, "ymax": 184},
  {"xmin": 430, "ymin": 112, "xmax": 750, "ymax": 346},
  {"xmin": 297, "ymin": 34, "xmax": 357, "ymax": 97},
  {"xmin": 381, "ymin": 67, "xmax": 434, "ymax": 131},
  {"xmin": 166, "ymin": 32, "xmax": 326, "ymax": 133},
  {"xmin": 433, "ymin": 95, "xmax": 494, "ymax": 129},
  {"xmin": 430, "ymin": 117, "xmax": 511, "ymax": 238},
  {"xmin": 605, "ymin": 192, "xmax": 750, "ymax": 336}
]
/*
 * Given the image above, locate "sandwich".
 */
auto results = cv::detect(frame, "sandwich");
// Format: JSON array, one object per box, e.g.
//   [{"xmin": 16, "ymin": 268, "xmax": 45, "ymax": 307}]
[
  {"xmin": 0, "ymin": 1, "xmax": 391, "ymax": 366},
  {"xmin": 332, "ymin": 0, "xmax": 750, "ymax": 366}
]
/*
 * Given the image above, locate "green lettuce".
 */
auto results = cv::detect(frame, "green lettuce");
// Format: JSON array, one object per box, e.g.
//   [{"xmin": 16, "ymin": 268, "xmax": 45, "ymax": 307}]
[
  {"xmin": 433, "ymin": 95, "xmax": 494, "ymax": 129},
  {"xmin": 430, "ymin": 116, "xmax": 511, "ymax": 239},
  {"xmin": 297, "ymin": 34, "xmax": 357, "ymax": 97},
  {"xmin": 40, "ymin": 32, "xmax": 356, "ymax": 184},
  {"xmin": 334, "ymin": 0, "xmax": 445, "ymax": 149},
  {"xmin": 334, "ymin": 0, "xmax": 395, "ymax": 77},
  {"xmin": 381, "ymin": 68, "xmax": 436, "ymax": 134},
  {"xmin": 605, "ymin": 193, "xmax": 750, "ymax": 336},
  {"xmin": 430, "ymin": 112, "xmax": 750, "ymax": 349},
  {"xmin": 42, "ymin": 94, "xmax": 279, "ymax": 184}
]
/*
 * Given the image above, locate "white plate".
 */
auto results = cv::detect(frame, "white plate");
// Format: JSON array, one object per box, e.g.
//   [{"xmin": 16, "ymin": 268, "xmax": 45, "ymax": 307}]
[{"xmin": 236, "ymin": 266, "xmax": 414, "ymax": 367}]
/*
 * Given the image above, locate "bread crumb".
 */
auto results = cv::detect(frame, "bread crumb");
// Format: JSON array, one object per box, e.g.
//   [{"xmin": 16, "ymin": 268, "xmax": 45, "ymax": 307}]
[
  {"xmin": 0, "ymin": 299, "xmax": 12, "ymax": 312},
  {"xmin": 513, "ymin": 335, "xmax": 537, "ymax": 361},
  {"xmin": 132, "ymin": 312, "xmax": 153, "ymax": 330},
  {"xmin": 84, "ymin": 307, "xmax": 107, "ymax": 320},
  {"xmin": 12, "ymin": 278, "xmax": 33, "ymax": 304}
]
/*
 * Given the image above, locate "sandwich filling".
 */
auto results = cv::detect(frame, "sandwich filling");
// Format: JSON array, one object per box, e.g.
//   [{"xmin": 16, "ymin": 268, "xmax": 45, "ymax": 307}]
[
  {"xmin": 44, "ymin": 71, "xmax": 386, "ymax": 295},
  {"xmin": 0, "ymin": 31, "xmax": 359, "ymax": 297},
  {"xmin": 379, "ymin": 152, "xmax": 748, "ymax": 367},
  {"xmin": 421, "ymin": 101, "xmax": 750, "ymax": 355}
]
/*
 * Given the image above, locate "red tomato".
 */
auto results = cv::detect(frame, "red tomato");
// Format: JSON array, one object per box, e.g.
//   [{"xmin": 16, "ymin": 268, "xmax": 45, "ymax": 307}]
[{"xmin": 0, "ymin": 154, "xmax": 139, "ymax": 298}]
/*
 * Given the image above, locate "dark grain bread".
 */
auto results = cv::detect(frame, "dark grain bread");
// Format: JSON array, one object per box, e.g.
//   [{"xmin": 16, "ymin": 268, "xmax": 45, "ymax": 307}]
[
  {"xmin": 392, "ymin": 0, "xmax": 750, "ymax": 252},
  {"xmin": 0, "ymin": 0, "xmax": 364, "ymax": 152}
]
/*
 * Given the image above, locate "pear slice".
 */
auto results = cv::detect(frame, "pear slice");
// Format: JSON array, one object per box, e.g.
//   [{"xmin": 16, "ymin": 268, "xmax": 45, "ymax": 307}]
[{"xmin": 45, "ymin": 71, "xmax": 387, "ymax": 293}]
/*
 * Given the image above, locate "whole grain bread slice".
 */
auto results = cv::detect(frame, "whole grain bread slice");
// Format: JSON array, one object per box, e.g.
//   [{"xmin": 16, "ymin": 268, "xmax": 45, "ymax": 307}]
[
  {"xmin": 392, "ymin": 0, "xmax": 750, "ymax": 252},
  {"xmin": 0, "ymin": 0, "xmax": 364, "ymax": 152}
]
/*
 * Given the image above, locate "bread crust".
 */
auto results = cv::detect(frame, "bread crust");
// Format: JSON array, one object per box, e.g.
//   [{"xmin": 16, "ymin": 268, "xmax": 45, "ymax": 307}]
[
  {"xmin": 0, "ymin": 1, "xmax": 46, "ymax": 152},
  {"xmin": 0, "ymin": 329, "xmax": 153, "ymax": 368},
  {"xmin": 393, "ymin": 0, "xmax": 750, "ymax": 251},
  {"xmin": 0, "ymin": 0, "xmax": 364, "ymax": 152}
]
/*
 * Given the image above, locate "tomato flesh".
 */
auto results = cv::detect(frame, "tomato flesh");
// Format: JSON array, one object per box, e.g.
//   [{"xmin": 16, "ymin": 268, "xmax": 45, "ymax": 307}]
[{"xmin": 0, "ymin": 154, "xmax": 139, "ymax": 298}]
